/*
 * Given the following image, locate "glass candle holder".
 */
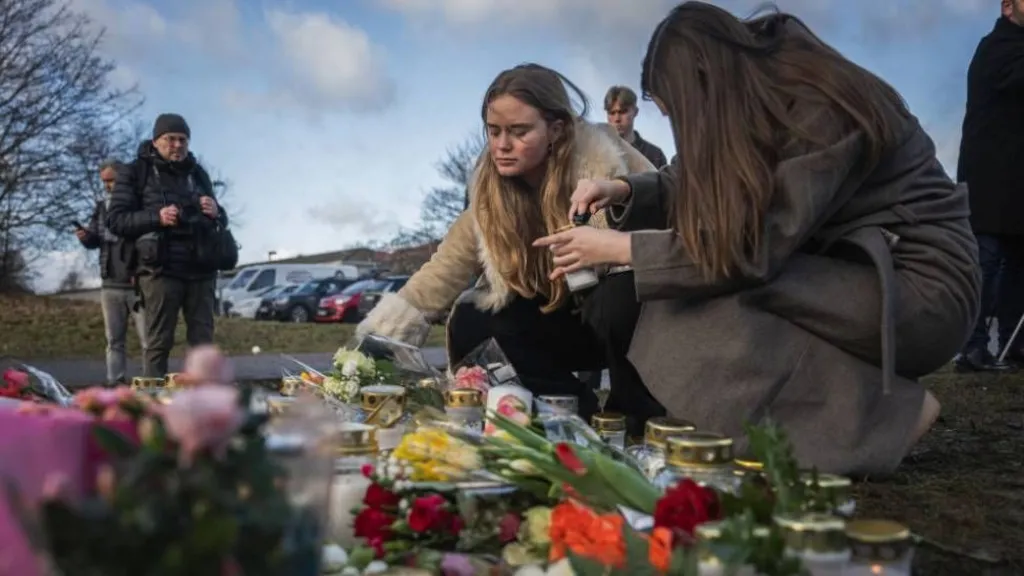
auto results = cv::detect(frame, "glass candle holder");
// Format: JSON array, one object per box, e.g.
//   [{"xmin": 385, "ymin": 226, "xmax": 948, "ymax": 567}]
[
  {"xmin": 803, "ymin": 472, "xmax": 856, "ymax": 516},
  {"xmin": 590, "ymin": 412, "xmax": 627, "ymax": 450},
  {"xmin": 625, "ymin": 416, "xmax": 695, "ymax": 479},
  {"xmin": 328, "ymin": 423, "xmax": 378, "ymax": 548},
  {"xmin": 653, "ymin": 431, "xmax": 741, "ymax": 494},
  {"xmin": 844, "ymin": 519, "xmax": 914, "ymax": 576},
  {"xmin": 444, "ymin": 388, "xmax": 484, "ymax": 433},
  {"xmin": 774, "ymin": 513, "xmax": 850, "ymax": 576},
  {"xmin": 536, "ymin": 394, "xmax": 579, "ymax": 415}
]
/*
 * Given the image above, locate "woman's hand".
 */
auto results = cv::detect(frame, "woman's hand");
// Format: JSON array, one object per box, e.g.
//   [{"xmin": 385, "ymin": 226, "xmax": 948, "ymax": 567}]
[
  {"xmin": 533, "ymin": 227, "xmax": 632, "ymax": 280},
  {"xmin": 568, "ymin": 178, "xmax": 632, "ymax": 220}
]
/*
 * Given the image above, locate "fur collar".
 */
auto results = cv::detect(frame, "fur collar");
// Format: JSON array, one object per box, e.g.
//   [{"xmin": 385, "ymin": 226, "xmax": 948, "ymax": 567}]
[{"xmin": 467, "ymin": 121, "xmax": 637, "ymax": 311}]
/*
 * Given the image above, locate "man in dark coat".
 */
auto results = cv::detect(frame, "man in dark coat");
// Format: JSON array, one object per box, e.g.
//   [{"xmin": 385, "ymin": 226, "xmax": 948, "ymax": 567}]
[
  {"xmin": 955, "ymin": 0, "xmax": 1024, "ymax": 371},
  {"xmin": 76, "ymin": 159, "xmax": 146, "ymax": 385},
  {"xmin": 604, "ymin": 86, "xmax": 669, "ymax": 168},
  {"xmin": 106, "ymin": 114, "xmax": 228, "ymax": 377}
]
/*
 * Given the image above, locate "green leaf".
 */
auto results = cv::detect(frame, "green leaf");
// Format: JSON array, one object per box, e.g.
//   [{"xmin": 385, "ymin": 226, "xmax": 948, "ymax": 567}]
[
  {"xmin": 566, "ymin": 549, "xmax": 608, "ymax": 576},
  {"xmin": 619, "ymin": 523, "xmax": 658, "ymax": 576},
  {"xmin": 486, "ymin": 410, "xmax": 552, "ymax": 452},
  {"xmin": 592, "ymin": 452, "xmax": 660, "ymax": 514},
  {"xmin": 348, "ymin": 546, "xmax": 376, "ymax": 570},
  {"xmin": 92, "ymin": 425, "xmax": 139, "ymax": 458},
  {"xmin": 667, "ymin": 546, "xmax": 699, "ymax": 576}
]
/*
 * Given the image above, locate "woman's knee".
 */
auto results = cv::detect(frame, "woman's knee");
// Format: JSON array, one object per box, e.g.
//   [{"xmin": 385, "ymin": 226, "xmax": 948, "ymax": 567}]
[{"xmin": 910, "ymin": 390, "xmax": 940, "ymax": 445}]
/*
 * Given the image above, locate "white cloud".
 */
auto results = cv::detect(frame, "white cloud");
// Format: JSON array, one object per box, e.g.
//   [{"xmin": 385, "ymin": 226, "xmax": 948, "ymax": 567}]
[
  {"xmin": 32, "ymin": 251, "xmax": 100, "ymax": 294},
  {"xmin": 263, "ymin": 10, "xmax": 395, "ymax": 112},
  {"xmin": 305, "ymin": 201, "xmax": 403, "ymax": 240}
]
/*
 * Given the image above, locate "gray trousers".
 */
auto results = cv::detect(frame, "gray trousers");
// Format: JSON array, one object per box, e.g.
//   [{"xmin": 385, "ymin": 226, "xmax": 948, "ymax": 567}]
[
  {"xmin": 100, "ymin": 287, "xmax": 147, "ymax": 385},
  {"xmin": 138, "ymin": 276, "xmax": 217, "ymax": 377}
]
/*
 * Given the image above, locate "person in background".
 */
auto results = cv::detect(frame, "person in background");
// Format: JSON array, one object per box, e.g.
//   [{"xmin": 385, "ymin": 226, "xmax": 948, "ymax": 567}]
[
  {"xmin": 76, "ymin": 159, "xmax": 146, "ymax": 386},
  {"xmin": 604, "ymin": 86, "xmax": 668, "ymax": 168},
  {"xmin": 954, "ymin": 0, "xmax": 1024, "ymax": 372},
  {"xmin": 107, "ymin": 114, "xmax": 227, "ymax": 378}
]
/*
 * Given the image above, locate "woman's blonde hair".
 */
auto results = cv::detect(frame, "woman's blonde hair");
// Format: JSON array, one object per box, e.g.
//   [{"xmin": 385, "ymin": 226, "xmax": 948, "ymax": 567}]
[{"xmin": 474, "ymin": 64, "xmax": 589, "ymax": 313}]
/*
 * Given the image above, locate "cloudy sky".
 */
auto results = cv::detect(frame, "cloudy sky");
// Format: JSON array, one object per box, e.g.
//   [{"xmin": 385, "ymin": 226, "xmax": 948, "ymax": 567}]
[{"xmin": 38, "ymin": 0, "xmax": 1001, "ymax": 291}]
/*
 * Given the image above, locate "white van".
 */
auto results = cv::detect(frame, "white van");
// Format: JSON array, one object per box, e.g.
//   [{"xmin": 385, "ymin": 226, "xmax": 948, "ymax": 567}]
[{"xmin": 219, "ymin": 264, "xmax": 359, "ymax": 314}]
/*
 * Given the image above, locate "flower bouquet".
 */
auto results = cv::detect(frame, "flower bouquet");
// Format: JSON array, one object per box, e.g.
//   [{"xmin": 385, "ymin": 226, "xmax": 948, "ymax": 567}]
[
  {"xmin": 8, "ymin": 347, "xmax": 334, "ymax": 576},
  {"xmin": 0, "ymin": 364, "xmax": 74, "ymax": 405}
]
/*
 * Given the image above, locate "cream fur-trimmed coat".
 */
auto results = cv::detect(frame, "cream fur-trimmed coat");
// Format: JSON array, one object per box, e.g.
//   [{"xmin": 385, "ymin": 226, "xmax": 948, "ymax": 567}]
[{"xmin": 356, "ymin": 121, "xmax": 655, "ymax": 346}]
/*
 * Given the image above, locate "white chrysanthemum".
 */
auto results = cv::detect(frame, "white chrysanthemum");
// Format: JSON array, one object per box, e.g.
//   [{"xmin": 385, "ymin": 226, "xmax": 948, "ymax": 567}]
[
  {"xmin": 322, "ymin": 376, "xmax": 362, "ymax": 403},
  {"xmin": 341, "ymin": 359, "xmax": 359, "ymax": 378},
  {"xmin": 332, "ymin": 348, "xmax": 376, "ymax": 377}
]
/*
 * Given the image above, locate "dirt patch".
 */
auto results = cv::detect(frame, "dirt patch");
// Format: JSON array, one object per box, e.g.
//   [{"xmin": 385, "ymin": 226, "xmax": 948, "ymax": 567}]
[
  {"xmin": 0, "ymin": 294, "xmax": 446, "ymax": 359},
  {"xmin": 854, "ymin": 366, "xmax": 1024, "ymax": 575}
]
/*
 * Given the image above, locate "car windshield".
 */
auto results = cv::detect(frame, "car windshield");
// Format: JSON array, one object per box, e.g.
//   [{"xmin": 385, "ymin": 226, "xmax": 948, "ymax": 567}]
[
  {"xmin": 280, "ymin": 285, "xmax": 299, "ymax": 295},
  {"xmin": 257, "ymin": 285, "xmax": 281, "ymax": 297},
  {"xmin": 227, "ymin": 269, "xmax": 258, "ymax": 290},
  {"xmin": 341, "ymin": 279, "xmax": 386, "ymax": 296}
]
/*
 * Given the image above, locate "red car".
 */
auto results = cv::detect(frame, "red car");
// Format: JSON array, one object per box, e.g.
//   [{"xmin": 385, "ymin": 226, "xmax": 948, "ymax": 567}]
[{"xmin": 315, "ymin": 278, "xmax": 388, "ymax": 323}]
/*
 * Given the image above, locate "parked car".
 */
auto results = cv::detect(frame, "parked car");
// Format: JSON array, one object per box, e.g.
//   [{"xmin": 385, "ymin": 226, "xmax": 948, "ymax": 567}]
[
  {"xmin": 219, "ymin": 263, "xmax": 360, "ymax": 315},
  {"xmin": 255, "ymin": 284, "xmax": 301, "ymax": 320},
  {"xmin": 356, "ymin": 276, "xmax": 411, "ymax": 318},
  {"xmin": 228, "ymin": 284, "xmax": 286, "ymax": 319},
  {"xmin": 315, "ymin": 278, "xmax": 389, "ymax": 323},
  {"xmin": 272, "ymin": 277, "xmax": 354, "ymax": 323}
]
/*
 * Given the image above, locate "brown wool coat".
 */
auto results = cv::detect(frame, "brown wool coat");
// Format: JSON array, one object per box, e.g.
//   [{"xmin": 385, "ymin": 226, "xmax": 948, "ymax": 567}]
[
  {"xmin": 357, "ymin": 121, "xmax": 654, "ymax": 346},
  {"xmin": 612, "ymin": 106, "xmax": 980, "ymax": 476}
]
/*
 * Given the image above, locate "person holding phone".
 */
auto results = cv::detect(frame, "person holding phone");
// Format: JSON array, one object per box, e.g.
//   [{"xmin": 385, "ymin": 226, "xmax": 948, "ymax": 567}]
[{"xmin": 76, "ymin": 159, "xmax": 146, "ymax": 386}]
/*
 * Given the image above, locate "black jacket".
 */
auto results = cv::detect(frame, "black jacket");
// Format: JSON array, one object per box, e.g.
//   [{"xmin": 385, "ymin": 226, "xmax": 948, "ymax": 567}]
[
  {"xmin": 78, "ymin": 200, "xmax": 136, "ymax": 288},
  {"xmin": 106, "ymin": 142, "xmax": 228, "ymax": 279},
  {"xmin": 957, "ymin": 17, "xmax": 1024, "ymax": 236},
  {"xmin": 630, "ymin": 131, "xmax": 668, "ymax": 169}
]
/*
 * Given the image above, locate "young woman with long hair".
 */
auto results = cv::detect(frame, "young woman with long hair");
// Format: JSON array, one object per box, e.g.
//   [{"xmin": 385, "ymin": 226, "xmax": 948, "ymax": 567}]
[
  {"xmin": 535, "ymin": 2, "xmax": 981, "ymax": 475},
  {"xmin": 357, "ymin": 63, "xmax": 653, "ymax": 415}
]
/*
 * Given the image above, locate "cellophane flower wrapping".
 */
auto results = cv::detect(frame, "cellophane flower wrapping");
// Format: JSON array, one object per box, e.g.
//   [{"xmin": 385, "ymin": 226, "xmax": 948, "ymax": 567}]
[
  {"xmin": 0, "ymin": 362, "xmax": 74, "ymax": 406},
  {"xmin": 448, "ymin": 338, "xmax": 523, "ymax": 394}
]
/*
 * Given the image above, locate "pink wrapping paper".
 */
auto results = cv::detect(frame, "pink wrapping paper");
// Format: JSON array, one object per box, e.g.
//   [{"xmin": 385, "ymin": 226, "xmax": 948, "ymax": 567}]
[{"xmin": 0, "ymin": 405, "xmax": 136, "ymax": 575}]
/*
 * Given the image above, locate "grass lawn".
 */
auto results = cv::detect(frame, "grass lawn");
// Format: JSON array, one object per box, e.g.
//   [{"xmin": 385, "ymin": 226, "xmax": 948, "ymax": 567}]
[{"xmin": 0, "ymin": 294, "xmax": 446, "ymax": 359}]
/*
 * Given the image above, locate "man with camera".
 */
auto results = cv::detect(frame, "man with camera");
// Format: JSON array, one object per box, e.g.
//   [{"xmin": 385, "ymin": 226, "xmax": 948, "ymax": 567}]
[
  {"xmin": 107, "ymin": 114, "xmax": 237, "ymax": 377},
  {"xmin": 75, "ymin": 159, "xmax": 146, "ymax": 385}
]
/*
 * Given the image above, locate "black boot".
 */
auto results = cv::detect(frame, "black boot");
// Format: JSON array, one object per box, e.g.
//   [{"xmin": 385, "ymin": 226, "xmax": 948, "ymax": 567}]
[{"xmin": 954, "ymin": 347, "xmax": 1016, "ymax": 373}]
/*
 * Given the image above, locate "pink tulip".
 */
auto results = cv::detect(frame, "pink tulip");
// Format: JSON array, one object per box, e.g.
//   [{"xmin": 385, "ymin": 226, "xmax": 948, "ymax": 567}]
[
  {"xmin": 162, "ymin": 384, "xmax": 243, "ymax": 464},
  {"xmin": 184, "ymin": 345, "xmax": 234, "ymax": 385}
]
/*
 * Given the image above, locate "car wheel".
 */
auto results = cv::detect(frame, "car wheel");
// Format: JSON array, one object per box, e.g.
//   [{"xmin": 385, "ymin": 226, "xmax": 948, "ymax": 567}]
[{"xmin": 289, "ymin": 306, "xmax": 310, "ymax": 323}]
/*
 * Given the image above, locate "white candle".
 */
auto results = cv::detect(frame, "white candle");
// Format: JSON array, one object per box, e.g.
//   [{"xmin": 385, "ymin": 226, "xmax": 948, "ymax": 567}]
[{"xmin": 328, "ymin": 472, "xmax": 372, "ymax": 547}]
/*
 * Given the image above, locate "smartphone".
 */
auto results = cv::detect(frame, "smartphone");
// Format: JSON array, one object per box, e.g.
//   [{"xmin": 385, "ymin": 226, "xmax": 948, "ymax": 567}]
[{"xmin": 71, "ymin": 220, "xmax": 84, "ymax": 230}]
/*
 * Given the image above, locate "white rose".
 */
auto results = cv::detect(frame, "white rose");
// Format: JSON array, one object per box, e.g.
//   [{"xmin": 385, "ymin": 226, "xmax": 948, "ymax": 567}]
[{"xmin": 342, "ymin": 359, "xmax": 359, "ymax": 378}]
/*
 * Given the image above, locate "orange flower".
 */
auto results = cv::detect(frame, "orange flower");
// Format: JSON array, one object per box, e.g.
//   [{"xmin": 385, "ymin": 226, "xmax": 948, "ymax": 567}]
[{"xmin": 548, "ymin": 502, "xmax": 674, "ymax": 572}]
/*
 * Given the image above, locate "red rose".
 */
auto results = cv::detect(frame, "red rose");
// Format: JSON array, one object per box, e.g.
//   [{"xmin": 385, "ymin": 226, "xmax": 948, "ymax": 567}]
[
  {"xmin": 408, "ymin": 494, "xmax": 449, "ymax": 532},
  {"xmin": 554, "ymin": 443, "xmax": 586, "ymax": 475},
  {"xmin": 2, "ymin": 369, "xmax": 29, "ymax": 391},
  {"xmin": 363, "ymin": 483, "xmax": 400, "ymax": 509},
  {"xmin": 654, "ymin": 479, "xmax": 720, "ymax": 535},
  {"xmin": 353, "ymin": 507, "xmax": 395, "ymax": 541},
  {"xmin": 361, "ymin": 464, "xmax": 375, "ymax": 478},
  {"xmin": 368, "ymin": 536, "xmax": 386, "ymax": 559},
  {"xmin": 498, "ymin": 512, "xmax": 521, "ymax": 543}
]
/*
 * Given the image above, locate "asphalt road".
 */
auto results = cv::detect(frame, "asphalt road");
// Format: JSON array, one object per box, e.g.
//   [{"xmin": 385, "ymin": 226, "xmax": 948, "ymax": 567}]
[{"xmin": 25, "ymin": 348, "xmax": 449, "ymax": 389}]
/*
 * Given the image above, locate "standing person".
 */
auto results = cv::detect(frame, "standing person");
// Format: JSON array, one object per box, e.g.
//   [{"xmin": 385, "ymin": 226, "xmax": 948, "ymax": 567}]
[
  {"xmin": 357, "ymin": 64, "xmax": 653, "ymax": 419},
  {"xmin": 955, "ymin": 0, "xmax": 1024, "ymax": 372},
  {"xmin": 106, "ymin": 114, "xmax": 229, "ymax": 378},
  {"xmin": 75, "ymin": 159, "xmax": 146, "ymax": 385},
  {"xmin": 536, "ymin": 3, "xmax": 980, "ymax": 475},
  {"xmin": 604, "ymin": 86, "xmax": 668, "ymax": 168}
]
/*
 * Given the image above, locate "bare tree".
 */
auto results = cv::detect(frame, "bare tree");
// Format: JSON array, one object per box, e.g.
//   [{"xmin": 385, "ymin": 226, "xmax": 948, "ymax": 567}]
[
  {"xmin": 0, "ymin": 243, "xmax": 32, "ymax": 293},
  {"xmin": 418, "ymin": 133, "xmax": 485, "ymax": 237},
  {"xmin": 0, "ymin": 0, "xmax": 142, "ymax": 257}
]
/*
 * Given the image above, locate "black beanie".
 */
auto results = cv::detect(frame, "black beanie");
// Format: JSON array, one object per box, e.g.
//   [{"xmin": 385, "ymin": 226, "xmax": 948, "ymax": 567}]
[{"xmin": 152, "ymin": 113, "xmax": 191, "ymax": 140}]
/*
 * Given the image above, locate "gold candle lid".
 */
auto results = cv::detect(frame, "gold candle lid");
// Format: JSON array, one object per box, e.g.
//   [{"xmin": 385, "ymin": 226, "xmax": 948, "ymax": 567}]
[
  {"xmin": 845, "ymin": 519, "xmax": 913, "ymax": 562},
  {"xmin": 131, "ymin": 377, "xmax": 164, "ymax": 389},
  {"xmin": 360, "ymin": 385, "xmax": 406, "ymax": 411},
  {"xmin": 165, "ymin": 372, "xmax": 185, "ymax": 387},
  {"xmin": 665, "ymin": 431, "xmax": 733, "ymax": 467},
  {"xmin": 774, "ymin": 513, "xmax": 848, "ymax": 554},
  {"xmin": 445, "ymin": 388, "xmax": 483, "ymax": 408},
  {"xmin": 418, "ymin": 377, "xmax": 441, "ymax": 389},
  {"xmin": 802, "ymin": 472, "xmax": 853, "ymax": 504},
  {"xmin": 591, "ymin": 412, "xmax": 626, "ymax": 432},
  {"xmin": 696, "ymin": 521, "xmax": 771, "ymax": 541},
  {"xmin": 335, "ymin": 424, "xmax": 378, "ymax": 455},
  {"xmin": 643, "ymin": 417, "xmax": 696, "ymax": 448}
]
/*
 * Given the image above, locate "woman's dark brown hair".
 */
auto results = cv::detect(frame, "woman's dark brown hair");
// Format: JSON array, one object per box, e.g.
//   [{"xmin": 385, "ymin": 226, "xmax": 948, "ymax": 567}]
[{"xmin": 641, "ymin": 1, "xmax": 909, "ymax": 281}]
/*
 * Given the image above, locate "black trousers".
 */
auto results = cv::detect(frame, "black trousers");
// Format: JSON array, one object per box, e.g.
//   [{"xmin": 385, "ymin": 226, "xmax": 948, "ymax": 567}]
[
  {"xmin": 138, "ymin": 275, "xmax": 217, "ymax": 377},
  {"xmin": 448, "ymin": 294, "xmax": 606, "ymax": 418},
  {"xmin": 580, "ymin": 272, "xmax": 666, "ymax": 436}
]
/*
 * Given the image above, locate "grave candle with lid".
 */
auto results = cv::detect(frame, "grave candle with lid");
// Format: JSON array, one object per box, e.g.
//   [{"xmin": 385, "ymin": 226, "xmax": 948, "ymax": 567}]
[
  {"xmin": 590, "ymin": 412, "xmax": 627, "ymax": 449},
  {"xmin": 444, "ymin": 388, "xmax": 484, "ymax": 432},
  {"xmin": 626, "ymin": 416, "xmax": 696, "ymax": 479},
  {"xmin": 774, "ymin": 513, "xmax": 850, "ymax": 576},
  {"xmin": 844, "ymin": 519, "xmax": 914, "ymax": 576},
  {"xmin": 652, "ymin": 431, "xmax": 741, "ymax": 494},
  {"xmin": 695, "ymin": 521, "xmax": 763, "ymax": 576},
  {"xmin": 327, "ymin": 423, "xmax": 378, "ymax": 548},
  {"xmin": 358, "ymin": 385, "xmax": 407, "ymax": 450}
]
